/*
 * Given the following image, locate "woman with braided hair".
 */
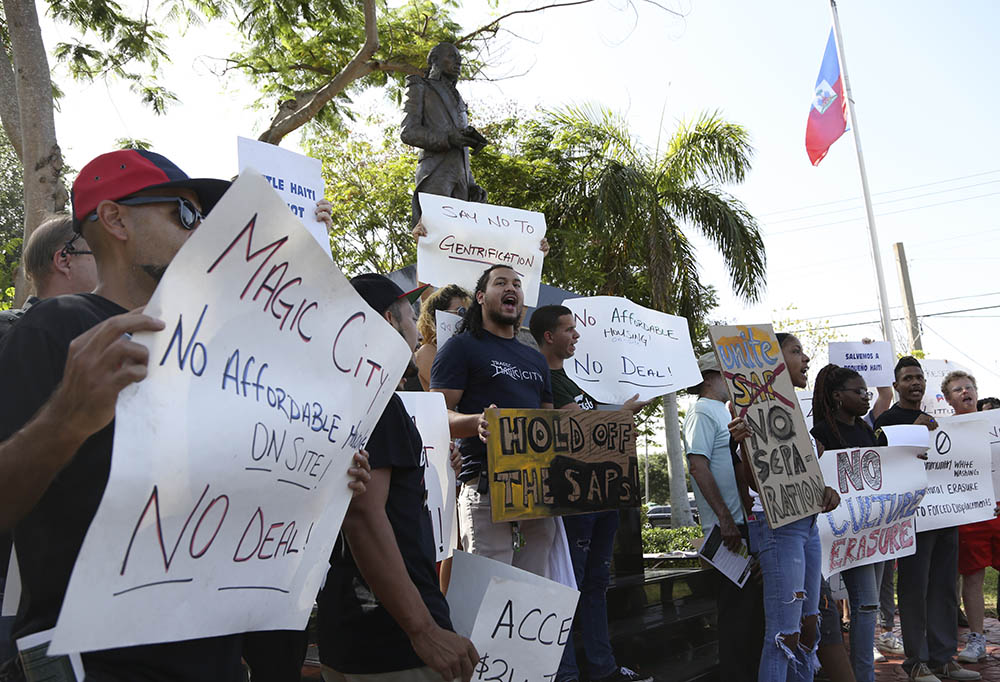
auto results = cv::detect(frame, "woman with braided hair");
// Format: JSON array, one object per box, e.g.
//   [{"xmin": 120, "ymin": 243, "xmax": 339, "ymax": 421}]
[{"xmin": 810, "ymin": 364, "xmax": 881, "ymax": 682}]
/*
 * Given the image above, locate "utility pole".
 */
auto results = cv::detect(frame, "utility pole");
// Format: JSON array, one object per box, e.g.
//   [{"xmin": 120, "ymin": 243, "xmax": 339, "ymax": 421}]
[{"xmin": 893, "ymin": 242, "xmax": 922, "ymax": 352}]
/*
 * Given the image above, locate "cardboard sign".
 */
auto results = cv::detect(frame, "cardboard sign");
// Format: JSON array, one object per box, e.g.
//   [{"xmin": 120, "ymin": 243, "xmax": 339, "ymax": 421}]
[
  {"xmin": 416, "ymin": 193, "xmax": 547, "ymax": 306},
  {"xmin": 818, "ymin": 446, "xmax": 927, "ymax": 577},
  {"xmin": 484, "ymin": 408, "xmax": 640, "ymax": 523},
  {"xmin": 396, "ymin": 392, "xmax": 457, "ymax": 562},
  {"xmin": 435, "ymin": 310, "xmax": 463, "ymax": 350},
  {"xmin": 561, "ymin": 296, "xmax": 701, "ymax": 404},
  {"xmin": 913, "ymin": 415, "xmax": 995, "ymax": 532},
  {"xmin": 828, "ymin": 342, "xmax": 894, "ymax": 387},
  {"xmin": 919, "ymin": 359, "xmax": 971, "ymax": 418},
  {"xmin": 50, "ymin": 171, "xmax": 410, "ymax": 654},
  {"xmin": 446, "ymin": 551, "xmax": 579, "ymax": 682},
  {"xmin": 237, "ymin": 137, "xmax": 328, "ymax": 256},
  {"xmin": 710, "ymin": 324, "xmax": 826, "ymax": 528}
]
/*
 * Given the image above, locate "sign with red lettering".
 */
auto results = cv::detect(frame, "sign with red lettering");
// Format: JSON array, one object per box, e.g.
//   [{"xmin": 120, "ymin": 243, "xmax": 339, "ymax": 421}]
[
  {"xmin": 50, "ymin": 170, "xmax": 410, "ymax": 654},
  {"xmin": 817, "ymin": 446, "xmax": 927, "ymax": 577}
]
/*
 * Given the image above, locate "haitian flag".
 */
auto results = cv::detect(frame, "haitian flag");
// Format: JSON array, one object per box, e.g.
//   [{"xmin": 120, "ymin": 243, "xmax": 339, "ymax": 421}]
[{"xmin": 806, "ymin": 29, "xmax": 848, "ymax": 166}]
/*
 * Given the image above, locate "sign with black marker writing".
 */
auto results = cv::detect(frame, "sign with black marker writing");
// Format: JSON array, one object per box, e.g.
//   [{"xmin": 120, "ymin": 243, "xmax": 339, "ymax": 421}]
[
  {"xmin": 817, "ymin": 446, "xmax": 926, "ymax": 577},
  {"xmin": 828, "ymin": 341, "xmax": 893, "ymax": 387},
  {"xmin": 397, "ymin": 391, "xmax": 457, "ymax": 562},
  {"xmin": 485, "ymin": 408, "xmax": 640, "ymax": 523},
  {"xmin": 49, "ymin": 170, "xmax": 410, "ymax": 654},
  {"xmin": 416, "ymin": 193, "xmax": 547, "ymax": 306},
  {"xmin": 710, "ymin": 324, "xmax": 825, "ymax": 528},
  {"xmin": 562, "ymin": 296, "xmax": 701, "ymax": 404}
]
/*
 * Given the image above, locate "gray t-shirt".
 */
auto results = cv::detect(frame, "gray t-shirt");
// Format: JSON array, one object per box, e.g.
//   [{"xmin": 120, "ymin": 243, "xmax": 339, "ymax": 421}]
[{"xmin": 684, "ymin": 397, "xmax": 745, "ymax": 531}]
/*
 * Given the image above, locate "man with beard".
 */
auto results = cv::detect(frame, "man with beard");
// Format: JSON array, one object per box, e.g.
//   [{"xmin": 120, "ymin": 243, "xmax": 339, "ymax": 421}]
[
  {"xmin": 874, "ymin": 357, "xmax": 979, "ymax": 682},
  {"xmin": 318, "ymin": 274, "xmax": 479, "ymax": 682},
  {"xmin": 430, "ymin": 264, "xmax": 555, "ymax": 574}
]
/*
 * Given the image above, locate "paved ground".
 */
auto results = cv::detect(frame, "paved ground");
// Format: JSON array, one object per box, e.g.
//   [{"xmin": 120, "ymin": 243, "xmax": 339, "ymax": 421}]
[{"xmin": 875, "ymin": 618, "xmax": 1000, "ymax": 681}]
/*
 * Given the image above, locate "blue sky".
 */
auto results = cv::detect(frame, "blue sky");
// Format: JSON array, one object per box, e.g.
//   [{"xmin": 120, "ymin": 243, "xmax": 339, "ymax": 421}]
[{"xmin": 47, "ymin": 0, "xmax": 1000, "ymax": 395}]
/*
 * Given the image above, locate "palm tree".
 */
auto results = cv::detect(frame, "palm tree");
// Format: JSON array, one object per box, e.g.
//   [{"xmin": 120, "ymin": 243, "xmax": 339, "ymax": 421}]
[{"xmin": 533, "ymin": 105, "xmax": 767, "ymax": 527}]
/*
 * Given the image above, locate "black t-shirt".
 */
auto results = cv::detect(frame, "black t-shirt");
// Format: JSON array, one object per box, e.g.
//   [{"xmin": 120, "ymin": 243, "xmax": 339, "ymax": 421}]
[
  {"xmin": 0, "ymin": 293, "xmax": 241, "ymax": 681},
  {"xmin": 873, "ymin": 403, "xmax": 929, "ymax": 446},
  {"xmin": 318, "ymin": 394, "xmax": 452, "ymax": 674},
  {"xmin": 430, "ymin": 330, "xmax": 552, "ymax": 483},
  {"xmin": 551, "ymin": 368, "xmax": 596, "ymax": 410},
  {"xmin": 810, "ymin": 417, "xmax": 877, "ymax": 451}
]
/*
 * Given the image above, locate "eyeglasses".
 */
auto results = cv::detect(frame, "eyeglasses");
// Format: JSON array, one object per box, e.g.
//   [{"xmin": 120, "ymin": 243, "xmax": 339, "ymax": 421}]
[
  {"xmin": 89, "ymin": 195, "xmax": 205, "ymax": 230},
  {"xmin": 60, "ymin": 233, "xmax": 93, "ymax": 258},
  {"xmin": 452, "ymin": 306, "xmax": 467, "ymax": 315},
  {"xmin": 950, "ymin": 384, "xmax": 976, "ymax": 395}
]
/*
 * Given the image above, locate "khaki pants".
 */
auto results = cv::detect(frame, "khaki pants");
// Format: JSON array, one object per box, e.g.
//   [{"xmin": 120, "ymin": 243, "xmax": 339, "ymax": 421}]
[
  {"xmin": 322, "ymin": 665, "xmax": 456, "ymax": 682},
  {"xmin": 457, "ymin": 483, "xmax": 555, "ymax": 576}
]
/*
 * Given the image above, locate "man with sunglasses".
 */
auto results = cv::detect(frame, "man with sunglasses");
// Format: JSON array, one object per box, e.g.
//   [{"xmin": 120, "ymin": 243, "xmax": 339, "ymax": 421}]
[{"xmin": 0, "ymin": 150, "xmax": 245, "ymax": 680}]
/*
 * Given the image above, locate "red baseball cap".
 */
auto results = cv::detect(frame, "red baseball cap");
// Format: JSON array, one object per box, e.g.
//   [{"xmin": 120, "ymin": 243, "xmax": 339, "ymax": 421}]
[{"xmin": 71, "ymin": 149, "xmax": 231, "ymax": 232}]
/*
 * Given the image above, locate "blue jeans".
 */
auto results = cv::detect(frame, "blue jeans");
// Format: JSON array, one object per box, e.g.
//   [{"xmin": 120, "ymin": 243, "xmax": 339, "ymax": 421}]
[
  {"xmin": 750, "ymin": 515, "xmax": 821, "ymax": 682},
  {"xmin": 556, "ymin": 511, "xmax": 619, "ymax": 681},
  {"xmin": 841, "ymin": 562, "xmax": 884, "ymax": 682}
]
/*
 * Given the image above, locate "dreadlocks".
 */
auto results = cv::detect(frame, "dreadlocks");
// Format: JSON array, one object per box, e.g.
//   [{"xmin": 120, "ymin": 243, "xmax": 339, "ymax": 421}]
[
  {"xmin": 812, "ymin": 363, "xmax": 874, "ymax": 449},
  {"xmin": 458, "ymin": 264, "xmax": 514, "ymax": 338}
]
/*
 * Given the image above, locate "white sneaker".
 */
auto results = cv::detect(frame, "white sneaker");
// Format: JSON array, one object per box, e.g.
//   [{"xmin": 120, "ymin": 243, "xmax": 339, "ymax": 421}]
[
  {"xmin": 877, "ymin": 631, "xmax": 905, "ymax": 655},
  {"xmin": 874, "ymin": 645, "xmax": 888, "ymax": 663},
  {"xmin": 931, "ymin": 660, "xmax": 982, "ymax": 680},
  {"xmin": 908, "ymin": 662, "xmax": 942, "ymax": 682},
  {"xmin": 956, "ymin": 632, "xmax": 987, "ymax": 663}
]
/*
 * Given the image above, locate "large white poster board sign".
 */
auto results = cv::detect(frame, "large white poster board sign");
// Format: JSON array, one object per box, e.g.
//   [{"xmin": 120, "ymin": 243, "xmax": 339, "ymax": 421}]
[
  {"xmin": 50, "ymin": 171, "xmax": 410, "ymax": 654},
  {"xmin": 828, "ymin": 342, "xmax": 894, "ymax": 387},
  {"xmin": 562, "ymin": 296, "xmax": 701, "ymax": 404},
  {"xmin": 447, "ymin": 551, "xmax": 578, "ymax": 682},
  {"xmin": 237, "ymin": 136, "xmax": 329, "ymax": 256},
  {"xmin": 416, "ymin": 193, "xmax": 547, "ymax": 307},
  {"xmin": 919, "ymin": 359, "xmax": 970, "ymax": 418},
  {"xmin": 435, "ymin": 310, "xmax": 463, "ymax": 350},
  {"xmin": 818, "ymin": 446, "xmax": 926, "ymax": 577},
  {"xmin": 911, "ymin": 415, "xmax": 995, "ymax": 532},
  {"xmin": 396, "ymin": 392, "xmax": 457, "ymax": 562}
]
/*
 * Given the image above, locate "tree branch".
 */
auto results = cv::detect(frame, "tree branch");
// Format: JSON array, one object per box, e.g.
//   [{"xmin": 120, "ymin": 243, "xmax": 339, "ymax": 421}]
[
  {"xmin": 0, "ymin": 42, "xmax": 23, "ymax": 160},
  {"xmin": 456, "ymin": 0, "xmax": 595, "ymax": 45},
  {"xmin": 258, "ymin": 0, "xmax": 379, "ymax": 145}
]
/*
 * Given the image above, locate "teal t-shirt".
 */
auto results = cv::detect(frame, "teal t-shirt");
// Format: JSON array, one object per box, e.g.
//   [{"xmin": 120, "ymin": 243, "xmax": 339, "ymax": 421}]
[{"xmin": 683, "ymin": 397, "xmax": 745, "ymax": 532}]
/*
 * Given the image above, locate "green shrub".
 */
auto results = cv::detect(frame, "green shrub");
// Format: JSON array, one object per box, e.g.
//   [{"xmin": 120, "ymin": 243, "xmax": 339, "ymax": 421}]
[{"xmin": 641, "ymin": 525, "xmax": 703, "ymax": 554}]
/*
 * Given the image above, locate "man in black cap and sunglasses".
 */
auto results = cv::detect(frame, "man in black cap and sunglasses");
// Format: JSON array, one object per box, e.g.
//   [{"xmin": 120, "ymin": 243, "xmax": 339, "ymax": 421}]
[{"xmin": 0, "ymin": 150, "xmax": 370, "ymax": 681}]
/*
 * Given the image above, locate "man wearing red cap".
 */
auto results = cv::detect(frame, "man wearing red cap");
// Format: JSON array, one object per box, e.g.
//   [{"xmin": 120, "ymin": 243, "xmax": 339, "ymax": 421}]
[{"xmin": 0, "ymin": 150, "xmax": 368, "ymax": 680}]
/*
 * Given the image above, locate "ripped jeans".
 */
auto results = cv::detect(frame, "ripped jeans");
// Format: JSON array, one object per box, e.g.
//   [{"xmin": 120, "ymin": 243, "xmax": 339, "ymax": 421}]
[
  {"xmin": 555, "ymin": 511, "xmax": 619, "ymax": 681},
  {"xmin": 749, "ymin": 514, "xmax": 821, "ymax": 682},
  {"xmin": 841, "ymin": 562, "xmax": 884, "ymax": 682}
]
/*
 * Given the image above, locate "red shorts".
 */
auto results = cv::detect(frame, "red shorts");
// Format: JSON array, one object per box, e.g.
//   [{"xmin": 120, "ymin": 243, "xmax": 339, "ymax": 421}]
[{"xmin": 958, "ymin": 516, "xmax": 1000, "ymax": 575}]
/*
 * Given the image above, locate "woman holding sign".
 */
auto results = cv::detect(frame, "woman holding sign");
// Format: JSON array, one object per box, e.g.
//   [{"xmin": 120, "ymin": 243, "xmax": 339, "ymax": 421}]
[{"xmin": 731, "ymin": 333, "xmax": 841, "ymax": 682}]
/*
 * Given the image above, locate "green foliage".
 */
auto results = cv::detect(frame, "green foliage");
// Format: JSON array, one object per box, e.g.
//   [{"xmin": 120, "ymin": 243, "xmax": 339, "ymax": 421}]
[
  {"xmin": 641, "ymin": 525, "xmax": 703, "ymax": 554},
  {"xmin": 637, "ymin": 451, "xmax": 671, "ymax": 504},
  {"xmin": 0, "ymin": 129, "xmax": 23, "ymax": 309},
  {"xmin": 772, "ymin": 304, "xmax": 846, "ymax": 380}
]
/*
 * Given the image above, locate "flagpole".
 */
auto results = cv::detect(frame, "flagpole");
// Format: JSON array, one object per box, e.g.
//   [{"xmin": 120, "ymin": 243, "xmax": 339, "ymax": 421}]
[{"xmin": 829, "ymin": 0, "xmax": 898, "ymax": 358}]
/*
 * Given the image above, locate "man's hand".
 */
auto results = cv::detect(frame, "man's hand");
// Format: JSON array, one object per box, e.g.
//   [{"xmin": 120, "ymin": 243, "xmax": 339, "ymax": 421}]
[
  {"xmin": 821, "ymin": 486, "xmax": 841, "ymax": 513},
  {"xmin": 347, "ymin": 450, "xmax": 371, "ymax": 497},
  {"xmin": 447, "ymin": 129, "xmax": 482, "ymax": 149},
  {"xmin": 622, "ymin": 393, "xmax": 653, "ymax": 415},
  {"xmin": 914, "ymin": 413, "xmax": 938, "ymax": 431},
  {"xmin": 468, "ymin": 184, "xmax": 487, "ymax": 204},
  {"xmin": 315, "ymin": 199, "xmax": 332, "ymax": 232},
  {"xmin": 728, "ymin": 417, "xmax": 750, "ymax": 444},
  {"xmin": 478, "ymin": 404, "xmax": 496, "ymax": 443},
  {"xmin": 412, "ymin": 221, "xmax": 428, "ymax": 240},
  {"xmin": 539, "ymin": 237, "xmax": 550, "ymax": 256},
  {"xmin": 449, "ymin": 440, "xmax": 462, "ymax": 477},
  {"xmin": 410, "ymin": 624, "xmax": 480, "ymax": 682},
  {"xmin": 52, "ymin": 309, "xmax": 165, "ymax": 441},
  {"xmin": 718, "ymin": 512, "xmax": 743, "ymax": 553}
]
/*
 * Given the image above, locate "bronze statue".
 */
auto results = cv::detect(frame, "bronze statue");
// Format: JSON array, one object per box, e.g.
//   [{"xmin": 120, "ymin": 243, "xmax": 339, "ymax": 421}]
[{"xmin": 401, "ymin": 42, "xmax": 488, "ymax": 226}]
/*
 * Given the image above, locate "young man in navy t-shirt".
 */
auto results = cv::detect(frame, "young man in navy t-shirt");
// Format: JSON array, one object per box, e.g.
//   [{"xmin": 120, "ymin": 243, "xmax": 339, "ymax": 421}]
[{"xmin": 430, "ymin": 264, "xmax": 555, "ymax": 575}]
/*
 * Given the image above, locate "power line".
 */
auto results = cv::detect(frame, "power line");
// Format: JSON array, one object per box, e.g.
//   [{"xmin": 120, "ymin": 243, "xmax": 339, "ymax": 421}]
[
  {"xmin": 794, "ymin": 290, "xmax": 1000, "ymax": 322},
  {"xmin": 921, "ymin": 322, "xmax": 1000, "ymax": 380},
  {"xmin": 788, "ymin": 303, "xmax": 1000, "ymax": 334}
]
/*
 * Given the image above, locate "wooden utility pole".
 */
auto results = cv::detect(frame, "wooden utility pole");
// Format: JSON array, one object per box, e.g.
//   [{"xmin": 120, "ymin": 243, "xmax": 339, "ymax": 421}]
[{"xmin": 893, "ymin": 241, "xmax": 921, "ymax": 352}]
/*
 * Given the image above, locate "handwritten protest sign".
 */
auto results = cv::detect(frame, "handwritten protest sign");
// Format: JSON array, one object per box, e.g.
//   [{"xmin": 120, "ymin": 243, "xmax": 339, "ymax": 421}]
[
  {"xmin": 919, "ymin": 358, "xmax": 970, "ymax": 418},
  {"xmin": 710, "ymin": 324, "xmax": 825, "ymax": 528},
  {"xmin": 447, "ymin": 551, "xmax": 579, "ymax": 682},
  {"xmin": 817, "ymin": 446, "xmax": 926, "ymax": 577},
  {"xmin": 416, "ymin": 193, "xmax": 547, "ymax": 306},
  {"xmin": 397, "ymin": 392, "xmax": 457, "ymax": 562},
  {"xmin": 485, "ymin": 408, "xmax": 640, "ymax": 523},
  {"xmin": 561, "ymin": 296, "xmax": 701, "ymax": 404},
  {"xmin": 436, "ymin": 310, "xmax": 463, "ymax": 350},
  {"xmin": 908, "ymin": 415, "xmax": 994, "ymax": 532},
  {"xmin": 237, "ymin": 136, "xmax": 329, "ymax": 256},
  {"xmin": 797, "ymin": 390, "xmax": 814, "ymax": 430},
  {"xmin": 50, "ymin": 170, "xmax": 410, "ymax": 654},
  {"xmin": 828, "ymin": 341, "xmax": 894, "ymax": 387}
]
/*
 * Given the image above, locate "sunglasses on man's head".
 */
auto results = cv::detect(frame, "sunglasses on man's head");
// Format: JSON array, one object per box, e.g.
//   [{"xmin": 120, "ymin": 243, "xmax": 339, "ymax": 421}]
[
  {"xmin": 88, "ymin": 195, "xmax": 205, "ymax": 230},
  {"xmin": 60, "ymin": 232, "xmax": 92, "ymax": 258}
]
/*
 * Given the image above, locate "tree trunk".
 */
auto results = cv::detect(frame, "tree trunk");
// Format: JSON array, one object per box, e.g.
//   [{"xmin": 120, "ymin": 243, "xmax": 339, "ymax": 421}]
[
  {"xmin": 4, "ymin": 0, "xmax": 65, "ymax": 305},
  {"xmin": 664, "ymin": 392, "xmax": 693, "ymax": 527}
]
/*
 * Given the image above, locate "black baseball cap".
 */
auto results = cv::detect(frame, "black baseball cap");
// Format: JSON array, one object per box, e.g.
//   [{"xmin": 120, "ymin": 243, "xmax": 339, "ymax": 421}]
[{"xmin": 350, "ymin": 273, "xmax": 429, "ymax": 315}]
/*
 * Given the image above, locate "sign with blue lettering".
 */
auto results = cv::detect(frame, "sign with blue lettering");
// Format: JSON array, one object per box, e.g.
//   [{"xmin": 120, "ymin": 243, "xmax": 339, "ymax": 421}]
[
  {"xmin": 50, "ymin": 170, "xmax": 410, "ymax": 654},
  {"xmin": 817, "ymin": 446, "xmax": 926, "ymax": 577},
  {"xmin": 562, "ymin": 296, "xmax": 700, "ymax": 404}
]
